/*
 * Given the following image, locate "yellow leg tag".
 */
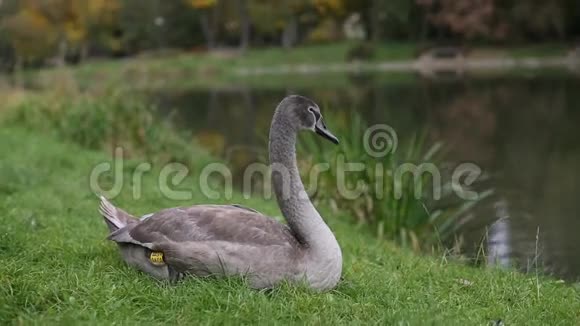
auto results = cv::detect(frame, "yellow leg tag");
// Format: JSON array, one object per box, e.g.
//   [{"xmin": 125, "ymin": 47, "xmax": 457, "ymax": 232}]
[{"xmin": 149, "ymin": 252, "xmax": 165, "ymax": 266}]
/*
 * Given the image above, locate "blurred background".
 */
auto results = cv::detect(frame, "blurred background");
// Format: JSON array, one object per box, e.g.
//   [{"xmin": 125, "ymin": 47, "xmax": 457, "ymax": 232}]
[{"xmin": 1, "ymin": 0, "xmax": 580, "ymax": 281}]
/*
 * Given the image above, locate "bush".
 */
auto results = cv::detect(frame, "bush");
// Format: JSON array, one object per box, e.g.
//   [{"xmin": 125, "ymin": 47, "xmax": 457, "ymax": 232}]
[{"xmin": 3, "ymin": 91, "xmax": 212, "ymax": 169}]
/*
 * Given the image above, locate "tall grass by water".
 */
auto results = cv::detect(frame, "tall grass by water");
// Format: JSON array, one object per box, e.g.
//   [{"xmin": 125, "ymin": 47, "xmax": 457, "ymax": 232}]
[{"xmin": 297, "ymin": 113, "xmax": 491, "ymax": 250}]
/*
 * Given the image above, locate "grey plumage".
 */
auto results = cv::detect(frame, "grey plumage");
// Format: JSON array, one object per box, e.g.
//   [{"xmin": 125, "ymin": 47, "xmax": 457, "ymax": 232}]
[{"xmin": 99, "ymin": 95, "xmax": 343, "ymax": 291}]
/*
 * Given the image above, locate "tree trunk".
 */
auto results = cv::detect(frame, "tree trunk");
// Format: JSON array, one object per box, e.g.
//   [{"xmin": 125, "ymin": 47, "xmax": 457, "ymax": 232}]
[
  {"xmin": 12, "ymin": 56, "xmax": 22, "ymax": 88},
  {"xmin": 369, "ymin": 0, "xmax": 382, "ymax": 42},
  {"xmin": 56, "ymin": 37, "xmax": 68, "ymax": 67},
  {"xmin": 80, "ymin": 42, "xmax": 89, "ymax": 63},
  {"xmin": 282, "ymin": 16, "xmax": 298, "ymax": 49},
  {"xmin": 200, "ymin": 10, "xmax": 216, "ymax": 49},
  {"xmin": 237, "ymin": 0, "xmax": 251, "ymax": 51}
]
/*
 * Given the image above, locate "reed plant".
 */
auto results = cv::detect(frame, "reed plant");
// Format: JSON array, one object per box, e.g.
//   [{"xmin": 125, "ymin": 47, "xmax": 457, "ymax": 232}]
[{"xmin": 298, "ymin": 112, "xmax": 491, "ymax": 250}]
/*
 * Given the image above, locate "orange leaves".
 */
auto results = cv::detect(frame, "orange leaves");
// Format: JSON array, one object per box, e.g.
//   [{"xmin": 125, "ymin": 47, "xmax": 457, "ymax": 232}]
[
  {"xmin": 3, "ymin": 0, "xmax": 122, "ymax": 61},
  {"xmin": 187, "ymin": 0, "xmax": 217, "ymax": 10},
  {"xmin": 312, "ymin": 0, "xmax": 346, "ymax": 17},
  {"xmin": 2, "ymin": 7, "xmax": 59, "ymax": 60},
  {"xmin": 88, "ymin": 0, "xmax": 121, "ymax": 26},
  {"xmin": 64, "ymin": 19, "xmax": 86, "ymax": 44}
]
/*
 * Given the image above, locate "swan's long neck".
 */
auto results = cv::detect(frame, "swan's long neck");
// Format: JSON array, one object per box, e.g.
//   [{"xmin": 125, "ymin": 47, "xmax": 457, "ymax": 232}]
[{"xmin": 268, "ymin": 112, "xmax": 338, "ymax": 252}]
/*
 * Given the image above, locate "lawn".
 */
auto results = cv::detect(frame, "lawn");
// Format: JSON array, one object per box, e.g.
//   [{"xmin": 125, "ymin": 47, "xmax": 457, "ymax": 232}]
[
  {"xmin": 28, "ymin": 42, "xmax": 416, "ymax": 91},
  {"xmin": 1, "ymin": 127, "xmax": 579, "ymax": 325},
  {"xmin": 21, "ymin": 41, "xmax": 573, "ymax": 92}
]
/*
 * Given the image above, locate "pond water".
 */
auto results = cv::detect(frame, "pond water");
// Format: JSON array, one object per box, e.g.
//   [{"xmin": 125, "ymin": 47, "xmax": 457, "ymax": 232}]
[{"xmin": 150, "ymin": 71, "xmax": 580, "ymax": 281}]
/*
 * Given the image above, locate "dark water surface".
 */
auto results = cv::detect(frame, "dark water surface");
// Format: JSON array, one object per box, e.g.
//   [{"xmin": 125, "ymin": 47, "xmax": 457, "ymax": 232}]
[{"xmin": 150, "ymin": 71, "xmax": 580, "ymax": 281}]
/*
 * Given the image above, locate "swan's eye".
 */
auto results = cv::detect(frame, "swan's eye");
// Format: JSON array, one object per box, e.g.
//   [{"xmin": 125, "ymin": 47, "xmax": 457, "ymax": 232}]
[{"xmin": 308, "ymin": 107, "xmax": 321, "ymax": 121}]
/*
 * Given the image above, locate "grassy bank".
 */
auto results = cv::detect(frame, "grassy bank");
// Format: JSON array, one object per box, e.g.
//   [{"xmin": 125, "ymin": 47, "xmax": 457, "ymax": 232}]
[
  {"xmin": 1, "ymin": 128, "xmax": 579, "ymax": 324},
  {"xmin": 28, "ymin": 42, "xmax": 417, "ymax": 91},
  {"xmin": 16, "ymin": 41, "xmax": 573, "ymax": 92},
  {"xmin": 71, "ymin": 41, "xmax": 573, "ymax": 74}
]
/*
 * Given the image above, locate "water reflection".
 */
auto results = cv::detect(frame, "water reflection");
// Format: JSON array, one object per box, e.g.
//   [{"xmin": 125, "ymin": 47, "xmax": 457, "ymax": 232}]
[{"xmin": 149, "ymin": 72, "xmax": 580, "ymax": 281}]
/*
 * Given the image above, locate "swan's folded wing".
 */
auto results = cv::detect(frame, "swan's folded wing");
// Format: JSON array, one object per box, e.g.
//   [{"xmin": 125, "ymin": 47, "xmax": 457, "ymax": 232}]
[{"xmin": 109, "ymin": 205, "xmax": 298, "ymax": 248}]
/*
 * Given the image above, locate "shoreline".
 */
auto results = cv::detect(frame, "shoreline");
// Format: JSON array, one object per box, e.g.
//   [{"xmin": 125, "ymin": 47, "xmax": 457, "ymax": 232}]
[{"xmin": 236, "ymin": 55, "xmax": 580, "ymax": 77}]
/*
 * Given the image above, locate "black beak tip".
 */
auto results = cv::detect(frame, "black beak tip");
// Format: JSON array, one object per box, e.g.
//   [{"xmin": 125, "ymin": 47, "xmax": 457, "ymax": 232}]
[{"xmin": 315, "ymin": 127, "xmax": 340, "ymax": 145}]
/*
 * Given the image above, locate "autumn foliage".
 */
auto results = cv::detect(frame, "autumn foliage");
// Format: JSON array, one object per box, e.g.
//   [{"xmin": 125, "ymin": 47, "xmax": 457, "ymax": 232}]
[
  {"xmin": 1, "ymin": 0, "xmax": 121, "ymax": 62},
  {"xmin": 0, "ymin": 0, "xmax": 578, "ymax": 65}
]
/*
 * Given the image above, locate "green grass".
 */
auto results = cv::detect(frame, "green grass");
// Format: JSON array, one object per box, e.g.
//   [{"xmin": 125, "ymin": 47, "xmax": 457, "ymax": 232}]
[
  {"xmin": 1, "ymin": 128, "xmax": 579, "ymax": 324},
  {"xmin": 9, "ymin": 41, "xmax": 571, "ymax": 93},
  {"xmin": 83, "ymin": 42, "xmax": 415, "ymax": 72},
  {"xmin": 28, "ymin": 42, "xmax": 416, "ymax": 91},
  {"xmin": 505, "ymin": 43, "xmax": 571, "ymax": 59}
]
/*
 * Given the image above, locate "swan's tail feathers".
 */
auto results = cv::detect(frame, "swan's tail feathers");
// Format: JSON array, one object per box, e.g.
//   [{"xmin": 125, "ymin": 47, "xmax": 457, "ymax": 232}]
[{"xmin": 98, "ymin": 196, "xmax": 138, "ymax": 232}]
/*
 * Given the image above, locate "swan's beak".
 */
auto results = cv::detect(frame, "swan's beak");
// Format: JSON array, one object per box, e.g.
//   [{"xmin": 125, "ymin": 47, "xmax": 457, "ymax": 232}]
[{"xmin": 315, "ymin": 118, "xmax": 339, "ymax": 144}]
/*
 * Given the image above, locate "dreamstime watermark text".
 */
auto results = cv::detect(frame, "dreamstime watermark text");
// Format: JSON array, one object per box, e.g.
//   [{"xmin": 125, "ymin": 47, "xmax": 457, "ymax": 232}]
[{"xmin": 89, "ymin": 124, "xmax": 482, "ymax": 201}]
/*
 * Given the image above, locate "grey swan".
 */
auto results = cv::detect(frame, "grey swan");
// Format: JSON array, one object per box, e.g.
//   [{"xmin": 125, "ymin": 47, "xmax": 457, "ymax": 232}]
[{"xmin": 99, "ymin": 95, "xmax": 342, "ymax": 291}]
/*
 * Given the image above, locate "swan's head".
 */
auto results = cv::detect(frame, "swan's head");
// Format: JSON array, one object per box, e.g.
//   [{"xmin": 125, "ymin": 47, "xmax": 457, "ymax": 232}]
[{"xmin": 277, "ymin": 95, "xmax": 339, "ymax": 144}]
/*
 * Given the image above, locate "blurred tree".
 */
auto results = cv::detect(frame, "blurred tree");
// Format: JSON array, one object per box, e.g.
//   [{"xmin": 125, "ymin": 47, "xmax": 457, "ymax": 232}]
[
  {"xmin": 367, "ymin": 0, "xmax": 418, "ymax": 41},
  {"xmin": 1, "ymin": 0, "xmax": 579, "ymax": 66},
  {"xmin": 186, "ymin": 0, "xmax": 218, "ymax": 49},
  {"xmin": 248, "ymin": 0, "xmax": 297, "ymax": 47},
  {"xmin": 417, "ymin": 0, "xmax": 508, "ymax": 41},
  {"xmin": 120, "ymin": 0, "xmax": 163, "ymax": 52},
  {"xmin": 86, "ymin": 0, "xmax": 123, "ymax": 56},
  {"xmin": 1, "ymin": 0, "xmax": 122, "ymax": 65},
  {"xmin": 416, "ymin": 0, "xmax": 577, "ymax": 42},
  {"xmin": 312, "ymin": 0, "xmax": 347, "ymax": 16},
  {"xmin": 248, "ymin": 0, "xmax": 310, "ymax": 48},
  {"xmin": 0, "ymin": 0, "xmax": 19, "ymax": 70},
  {"xmin": 1, "ymin": 2, "xmax": 59, "ymax": 64},
  {"xmin": 120, "ymin": 0, "xmax": 201, "ymax": 53},
  {"xmin": 236, "ymin": 0, "xmax": 250, "ymax": 50},
  {"xmin": 509, "ymin": 1, "xmax": 566, "ymax": 40},
  {"xmin": 309, "ymin": 0, "xmax": 345, "ymax": 42}
]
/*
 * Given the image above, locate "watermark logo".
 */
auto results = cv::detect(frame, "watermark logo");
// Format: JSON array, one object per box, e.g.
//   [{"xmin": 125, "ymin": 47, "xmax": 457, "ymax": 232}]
[
  {"xmin": 89, "ymin": 124, "xmax": 483, "ymax": 202},
  {"xmin": 364, "ymin": 124, "xmax": 398, "ymax": 157}
]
